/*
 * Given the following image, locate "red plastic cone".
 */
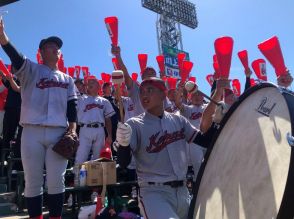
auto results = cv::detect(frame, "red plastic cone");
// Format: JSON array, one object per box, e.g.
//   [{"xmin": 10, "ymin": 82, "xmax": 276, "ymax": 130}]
[
  {"xmin": 258, "ymin": 36, "xmax": 287, "ymax": 77},
  {"xmin": 181, "ymin": 60, "xmax": 193, "ymax": 83},
  {"xmin": 81, "ymin": 66, "xmax": 89, "ymax": 78},
  {"xmin": 167, "ymin": 77, "xmax": 177, "ymax": 90},
  {"xmin": 188, "ymin": 76, "xmax": 196, "ymax": 83},
  {"xmin": 104, "ymin": 16, "xmax": 118, "ymax": 46},
  {"xmin": 212, "ymin": 54, "xmax": 221, "ymax": 79},
  {"xmin": 177, "ymin": 53, "xmax": 186, "ymax": 69},
  {"xmin": 68, "ymin": 67, "xmax": 75, "ymax": 78},
  {"xmin": 75, "ymin": 66, "xmax": 81, "ymax": 78},
  {"xmin": 112, "ymin": 57, "xmax": 119, "ymax": 70},
  {"xmin": 232, "ymin": 79, "xmax": 241, "ymax": 96},
  {"xmin": 252, "ymin": 59, "xmax": 267, "ymax": 81},
  {"xmin": 214, "ymin": 36, "xmax": 234, "ymax": 78},
  {"xmin": 237, "ymin": 50, "xmax": 249, "ymax": 71},
  {"xmin": 156, "ymin": 55, "xmax": 165, "ymax": 73},
  {"xmin": 206, "ymin": 74, "xmax": 214, "ymax": 87},
  {"xmin": 101, "ymin": 73, "xmax": 111, "ymax": 83},
  {"xmin": 0, "ymin": 60, "xmax": 10, "ymax": 77},
  {"xmin": 138, "ymin": 54, "xmax": 148, "ymax": 74},
  {"xmin": 131, "ymin": 73, "xmax": 138, "ymax": 81}
]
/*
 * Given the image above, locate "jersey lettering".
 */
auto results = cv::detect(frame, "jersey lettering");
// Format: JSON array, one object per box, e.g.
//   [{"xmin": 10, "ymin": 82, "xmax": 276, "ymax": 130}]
[
  {"xmin": 84, "ymin": 103, "xmax": 104, "ymax": 112},
  {"xmin": 36, "ymin": 78, "xmax": 69, "ymax": 89},
  {"xmin": 146, "ymin": 128, "xmax": 185, "ymax": 153},
  {"xmin": 190, "ymin": 112, "xmax": 202, "ymax": 120}
]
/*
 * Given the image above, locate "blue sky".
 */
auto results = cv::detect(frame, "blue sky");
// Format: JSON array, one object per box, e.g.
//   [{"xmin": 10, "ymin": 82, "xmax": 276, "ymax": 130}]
[{"xmin": 0, "ymin": 0, "xmax": 293, "ymax": 94}]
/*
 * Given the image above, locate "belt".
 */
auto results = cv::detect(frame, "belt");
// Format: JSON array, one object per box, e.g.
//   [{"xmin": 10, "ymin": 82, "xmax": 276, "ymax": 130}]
[
  {"xmin": 147, "ymin": 180, "xmax": 184, "ymax": 188},
  {"xmin": 80, "ymin": 123, "xmax": 104, "ymax": 128}
]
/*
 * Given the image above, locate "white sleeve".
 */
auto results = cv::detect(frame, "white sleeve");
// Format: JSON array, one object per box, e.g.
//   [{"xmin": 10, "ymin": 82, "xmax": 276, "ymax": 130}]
[
  {"xmin": 14, "ymin": 58, "xmax": 38, "ymax": 88},
  {"xmin": 104, "ymin": 99, "xmax": 115, "ymax": 118},
  {"xmin": 67, "ymin": 77, "xmax": 78, "ymax": 101}
]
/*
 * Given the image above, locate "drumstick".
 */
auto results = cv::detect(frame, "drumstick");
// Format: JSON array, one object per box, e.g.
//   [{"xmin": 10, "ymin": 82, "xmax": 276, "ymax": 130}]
[
  {"xmin": 116, "ymin": 86, "xmax": 125, "ymax": 122},
  {"xmin": 197, "ymin": 90, "xmax": 221, "ymax": 106}
]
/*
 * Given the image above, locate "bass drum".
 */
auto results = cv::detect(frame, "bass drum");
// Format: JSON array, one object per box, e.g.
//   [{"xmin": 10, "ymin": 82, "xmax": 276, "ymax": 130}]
[{"xmin": 189, "ymin": 83, "xmax": 294, "ymax": 219}]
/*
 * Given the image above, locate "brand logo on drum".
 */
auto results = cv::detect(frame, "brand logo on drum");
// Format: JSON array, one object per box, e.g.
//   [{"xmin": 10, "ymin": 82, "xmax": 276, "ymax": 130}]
[{"xmin": 256, "ymin": 97, "xmax": 276, "ymax": 117}]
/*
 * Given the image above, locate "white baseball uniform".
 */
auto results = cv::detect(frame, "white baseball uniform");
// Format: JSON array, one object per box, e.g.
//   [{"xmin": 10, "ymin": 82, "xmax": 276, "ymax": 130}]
[
  {"xmin": 180, "ymin": 104, "xmax": 207, "ymax": 181},
  {"xmin": 126, "ymin": 111, "xmax": 199, "ymax": 218},
  {"xmin": 15, "ymin": 58, "xmax": 78, "ymax": 197},
  {"xmin": 75, "ymin": 95, "xmax": 115, "ymax": 164}
]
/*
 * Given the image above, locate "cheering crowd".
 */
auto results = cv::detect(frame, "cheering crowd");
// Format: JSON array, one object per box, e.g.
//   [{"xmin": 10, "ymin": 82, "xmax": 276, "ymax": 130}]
[{"xmin": 0, "ymin": 13, "xmax": 293, "ymax": 219}]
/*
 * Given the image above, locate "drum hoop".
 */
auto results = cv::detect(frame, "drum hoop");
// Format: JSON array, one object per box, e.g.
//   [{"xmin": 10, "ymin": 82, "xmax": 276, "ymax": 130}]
[{"xmin": 188, "ymin": 82, "xmax": 294, "ymax": 219}]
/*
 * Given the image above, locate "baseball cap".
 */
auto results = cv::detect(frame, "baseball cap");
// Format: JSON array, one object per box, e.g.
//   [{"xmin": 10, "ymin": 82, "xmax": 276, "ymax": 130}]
[
  {"xmin": 140, "ymin": 77, "xmax": 166, "ymax": 92},
  {"xmin": 39, "ymin": 36, "xmax": 63, "ymax": 49}
]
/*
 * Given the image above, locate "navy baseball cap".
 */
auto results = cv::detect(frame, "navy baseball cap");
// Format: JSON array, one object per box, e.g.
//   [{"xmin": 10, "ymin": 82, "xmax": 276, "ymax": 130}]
[{"xmin": 39, "ymin": 36, "xmax": 63, "ymax": 49}]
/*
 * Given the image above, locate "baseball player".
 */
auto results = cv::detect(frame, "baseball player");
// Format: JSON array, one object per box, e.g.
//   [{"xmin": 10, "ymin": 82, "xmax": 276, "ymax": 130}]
[
  {"xmin": 75, "ymin": 76, "xmax": 115, "ymax": 164},
  {"xmin": 0, "ymin": 19, "xmax": 78, "ymax": 219},
  {"xmin": 175, "ymin": 83, "xmax": 207, "ymax": 182},
  {"xmin": 116, "ymin": 77, "xmax": 215, "ymax": 219},
  {"xmin": 111, "ymin": 45, "xmax": 173, "ymax": 115}
]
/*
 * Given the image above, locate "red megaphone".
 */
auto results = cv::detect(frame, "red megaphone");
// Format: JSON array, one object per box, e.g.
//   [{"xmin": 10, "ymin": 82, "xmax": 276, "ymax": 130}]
[
  {"xmin": 131, "ymin": 73, "xmax": 138, "ymax": 81},
  {"xmin": 238, "ymin": 50, "xmax": 250, "ymax": 71},
  {"xmin": 212, "ymin": 54, "xmax": 221, "ymax": 79},
  {"xmin": 102, "ymin": 73, "xmax": 111, "ymax": 83},
  {"xmin": 167, "ymin": 77, "xmax": 177, "ymax": 90},
  {"xmin": 156, "ymin": 55, "xmax": 165, "ymax": 73},
  {"xmin": 232, "ymin": 79, "xmax": 241, "ymax": 96},
  {"xmin": 112, "ymin": 57, "xmax": 119, "ymax": 70},
  {"xmin": 258, "ymin": 36, "xmax": 287, "ymax": 77},
  {"xmin": 188, "ymin": 76, "xmax": 196, "ymax": 83},
  {"xmin": 252, "ymin": 59, "xmax": 267, "ymax": 81},
  {"xmin": 206, "ymin": 74, "xmax": 214, "ymax": 87},
  {"xmin": 104, "ymin": 16, "xmax": 118, "ymax": 46},
  {"xmin": 177, "ymin": 53, "xmax": 186, "ymax": 73},
  {"xmin": 138, "ymin": 54, "xmax": 148, "ymax": 74},
  {"xmin": 181, "ymin": 61, "xmax": 193, "ymax": 83},
  {"xmin": 214, "ymin": 36, "xmax": 234, "ymax": 78},
  {"xmin": 81, "ymin": 66, "xmax": 89, "ymax": 78},
  {"xmin": 68, "ymin": 67, "xmax": 75, "ymax": 78},
  {"xmin": 0, "ymin": 60, "xmax": 10, "ymax": 77}
]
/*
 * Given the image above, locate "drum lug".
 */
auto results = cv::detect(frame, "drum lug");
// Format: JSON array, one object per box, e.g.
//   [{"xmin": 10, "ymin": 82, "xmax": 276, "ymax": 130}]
[{"xmin": 286, "ymin": 132, "xmax": 294, "ymax": 147}]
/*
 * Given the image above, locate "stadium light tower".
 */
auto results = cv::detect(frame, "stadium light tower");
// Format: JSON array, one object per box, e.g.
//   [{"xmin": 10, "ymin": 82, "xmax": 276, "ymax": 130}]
[{"xmin": 142, "ymin": 0, "xmax": 198, "ymax": 53}]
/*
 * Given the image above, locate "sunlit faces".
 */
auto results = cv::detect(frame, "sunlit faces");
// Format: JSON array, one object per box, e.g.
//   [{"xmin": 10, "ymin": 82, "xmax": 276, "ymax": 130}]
[
  {"xmin": 40, "ymin": 42, "xmax": 61, "ymax": 63},
  {"xmin": 87, "ymin": 79, "xmax": 100, "ymax": 95},
  {"xmin": 139, "ymin": 84, "xmax": 165, "ymax": 112},
  {"xmin": 190, "ymin": 91, "xmax": 204, "ymax": 106},
  {"xmin": 75, "ymin": 80, "xmax": 86, "ymax": 94},
  {"xmin": 102, "ymin": 83, "xmax": 112, "ymax": 97}
]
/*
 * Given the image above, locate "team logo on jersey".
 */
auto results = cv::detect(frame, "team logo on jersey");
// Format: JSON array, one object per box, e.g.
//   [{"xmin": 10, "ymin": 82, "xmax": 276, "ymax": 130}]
[
  {"xmin": 146, "ymin": 128, "xmax": 185, "ymax": 153},
  {"xmin": 84, "ymin": 103, "xmax": 104, "ymax": 112},
  {"xmin": 190, "ymin": 112, "xmax": 202, "ymax": 120},
  {"xmin": 36, "ymin": 78, "xmax": 69, "ymax": 89}
]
